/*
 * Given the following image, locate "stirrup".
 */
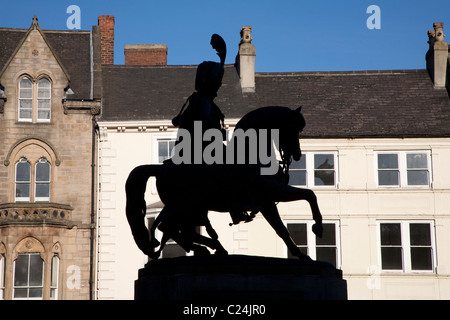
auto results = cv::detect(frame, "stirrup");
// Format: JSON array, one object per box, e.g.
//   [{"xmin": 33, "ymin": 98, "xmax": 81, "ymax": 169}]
[{"xmin": 229, "ymin": 211, "xmax": 256, "ymax": 226}]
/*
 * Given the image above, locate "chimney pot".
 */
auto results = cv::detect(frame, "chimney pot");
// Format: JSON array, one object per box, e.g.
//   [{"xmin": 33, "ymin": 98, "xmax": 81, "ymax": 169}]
[
  {"xmin": 434, "ymin": 22, "xmax": 445, "ymax": 42},
  {"xmin": 427, "ymin": 30, "xmax": 435, "ymax": 43},
  {"xmin": 237, "ymin": 26, "xmax": 256, "ymax": 92},
  {"xmin": 426, "ymin": 22, "xmax": 448, "ymax": 89},
  {"xmin": 240, "ymin": 26, "xmax": 253, "ymax": 44}
]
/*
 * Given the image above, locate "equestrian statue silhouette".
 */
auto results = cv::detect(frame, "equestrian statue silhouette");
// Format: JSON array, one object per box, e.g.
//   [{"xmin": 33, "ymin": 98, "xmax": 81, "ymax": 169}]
[{"xmin": 125, "ymin": 34, "xmax": 323, "ymax": 261}]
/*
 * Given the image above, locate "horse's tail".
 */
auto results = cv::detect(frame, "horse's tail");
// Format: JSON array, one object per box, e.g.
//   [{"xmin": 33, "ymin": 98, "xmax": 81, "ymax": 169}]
[{"xmin": 125, "ymin": 164, "xmax": 161, "ymax": 257}]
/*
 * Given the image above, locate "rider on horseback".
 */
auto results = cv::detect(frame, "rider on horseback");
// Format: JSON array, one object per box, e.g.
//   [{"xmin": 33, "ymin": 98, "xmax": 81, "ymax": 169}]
[
  {"xmin": 171, "ymin": 34, "xmax": 253, "ymax": 225},
  {"xmin": 172, "ymin": 34, "xmax": 226, "ymax": 144}
]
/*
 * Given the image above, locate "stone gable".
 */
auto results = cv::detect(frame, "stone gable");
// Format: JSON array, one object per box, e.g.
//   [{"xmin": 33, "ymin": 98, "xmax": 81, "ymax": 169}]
[{"xmin": 0, "ymin": 17, "xmax": 96, "ymax": 300}]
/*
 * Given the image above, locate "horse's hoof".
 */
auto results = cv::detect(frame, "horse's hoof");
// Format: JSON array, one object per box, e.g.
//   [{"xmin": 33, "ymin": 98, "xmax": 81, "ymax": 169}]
[
  {"xmin": 193, "ymin": 246, "xmax": 211, "ymax": 256},
  {"xmin": 312, "ymin": 223, "xmax": 323, "ymax": 238},
  {"xmin": 147, "ymin": 250, "xmax": 161, "ymax": 260},
  {"xmin": 296, "ymin": 254, "xmax": 313, "ymax": 262},
  {"xmin": 150, "ymin": 239, "xmax": 160, "ymax": 248},
  {"xmin": 215, "ymin": 249, "xmax": 228, "ymax": 256}
]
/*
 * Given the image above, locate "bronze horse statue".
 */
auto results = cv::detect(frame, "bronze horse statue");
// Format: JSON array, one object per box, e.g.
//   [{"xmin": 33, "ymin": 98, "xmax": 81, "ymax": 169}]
[{"xmin": 125, "ymin": 106, "xmax": 324, "ymax": 261}]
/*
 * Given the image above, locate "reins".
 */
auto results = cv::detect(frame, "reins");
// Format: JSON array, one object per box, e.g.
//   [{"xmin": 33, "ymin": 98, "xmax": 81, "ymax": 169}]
[{"xmin": 279, "ymin": 148, "xmax": 292, "ymax": 185}]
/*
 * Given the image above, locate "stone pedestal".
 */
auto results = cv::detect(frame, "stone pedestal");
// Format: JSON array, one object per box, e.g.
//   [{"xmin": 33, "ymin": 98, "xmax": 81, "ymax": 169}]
[{"xmin": 135, "ymin": 255, "xmax": 347, "ymax": 300}]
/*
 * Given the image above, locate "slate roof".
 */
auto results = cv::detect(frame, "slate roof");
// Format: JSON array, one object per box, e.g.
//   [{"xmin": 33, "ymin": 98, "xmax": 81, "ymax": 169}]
[
  {"xmin": 0, "ymin": 29, "xmax": 24, "ymax": 74},
  {"xmin": 246, "ymin": 69, "xmax": 450, "ymax": 138},
  {"xmin": 101, "ymin": 64, "xmax": 450, "ymax": 138},
  {"xmin": 45, "ymin": 31, "xmax": 93, "ymax": 100},
  {"xmin": 0, "ymin": 27, "xmax": 93, "ymax": 101},
  {"xmin": 100, "ymin": 64, "xmax": 246, "ymax": 121}
]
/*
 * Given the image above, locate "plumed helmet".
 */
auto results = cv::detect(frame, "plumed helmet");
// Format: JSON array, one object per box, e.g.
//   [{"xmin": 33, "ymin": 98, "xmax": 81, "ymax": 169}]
[{"xmin": 195, "ymin": 34, "xmax": 227, "ymax": 97}]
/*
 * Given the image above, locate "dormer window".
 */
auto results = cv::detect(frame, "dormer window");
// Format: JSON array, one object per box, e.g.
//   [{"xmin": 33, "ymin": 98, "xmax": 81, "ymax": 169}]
[
  {"xmin": 18, "ymin": 76, "xmax": 51, "ymax": 123},
  {"xmin": 19, "ymin": 78, "xmax": 32, "ymax": 122},
  {"xmin": 37, "ymin": 78, "xmax": 51, "ymax": 121}
]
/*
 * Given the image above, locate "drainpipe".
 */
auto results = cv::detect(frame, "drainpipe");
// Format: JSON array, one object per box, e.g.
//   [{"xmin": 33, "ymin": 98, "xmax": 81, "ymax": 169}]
[{"xmin": 90, "ymin": 115, "xmax": 99, "ymax": 300}]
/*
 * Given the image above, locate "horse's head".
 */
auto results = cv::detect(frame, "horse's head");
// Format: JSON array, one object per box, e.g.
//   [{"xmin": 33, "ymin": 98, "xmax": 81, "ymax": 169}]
[
  {"xmin": 279, "ymin": 107, "xmax": 305, "ymax": 164},
  {"xmin": 235, "ymin": 106, "xmax": 305, "ymax": 170}
]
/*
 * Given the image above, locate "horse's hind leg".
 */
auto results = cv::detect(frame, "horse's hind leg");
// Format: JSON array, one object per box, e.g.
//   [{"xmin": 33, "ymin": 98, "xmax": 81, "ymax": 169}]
[
  {"xmin": 190, "ymin": 230, "xmax": 228, "ymax": 255},
  {"xmin": 163, "ymin": 228, "xmax": 212, "ymax": 256},
  {"xmin": 205, "ymin": 220, "xmax": 218, "ymax": 240},
  {"xmin": 260, "ymin": 203, "xmax": 311, "ymax": 261},
  {"xmin": 152, "ymin": 231, "xmax": 171, "ymax": 259},
  {"xmin": 171, "ymin": 221, "xmax": 227, "ymax": 256}
]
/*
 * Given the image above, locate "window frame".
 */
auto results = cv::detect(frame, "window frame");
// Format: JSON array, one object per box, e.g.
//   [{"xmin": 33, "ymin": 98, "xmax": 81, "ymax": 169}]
[
  {"xmin": 151, "ymin": 133, "xmax": 177, "ymax": 194},
  {"xmin": 152, "ymin": 133, "xmax": 177, "ymax": 165},
  {"xmin": 50, "ymin": 254, "xmax": 59, "ymax": 300},
  {"xmin": 36, "ymin": 78, "xmax": 51, "ymax": 123},
  {"xmin": 284, "ymin": 220, "xmax": 341, "ymax": 268},
  {"xmin": 14, "ymin": 157, "xmax": 51, "ymax": 203},
  {"xmin": 0, "ymin": 254, "xmax": 5, "ymax": 300},
  {"xmin": 289, "ymin": 152, "xmax": 338, "ymax": 189},
  {"xmin": 376, "ymin": 220, "xmax": 437, "ymax": 273},
  {"xmin": 15, "ymin": 158, "xmax": 31, "ymax": 202},
  {"xmin": 156, "ymin": 139, "xmax": 176, "ymax": 164},
  {"xmin": 17, "ymin": 76, "xmax": 52, "ymax": 123},
  {"xmin": 18, "ymin": 77, "xmax": 33, "ymax": 122},
  {"xmin": 34, "ymin": 158, "xmax": 51, "ymax": 202},
  {"xmin": 12, "ymin": 253, "xmax": 45, "ymax": 300},
  {"xmin": 375, "ymin": 151, "xmax": 432, "ymax": 189}
]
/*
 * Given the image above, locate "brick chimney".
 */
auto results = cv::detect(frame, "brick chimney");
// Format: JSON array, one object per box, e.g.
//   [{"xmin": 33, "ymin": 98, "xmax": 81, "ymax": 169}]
[
  {"xmin": 98, "ymin": 15, "xmax": 115, "ymax": 65},
  {"xmin": 426, "ymin": 22, "xmax": 448, "ymax": 89},
  {"xmin": 124, "ymin": 44, "xmax": 168, "ymax": 66},
  {"xmin": 236, "ymin": 26, "xmax": 256, "ymax": 92}
]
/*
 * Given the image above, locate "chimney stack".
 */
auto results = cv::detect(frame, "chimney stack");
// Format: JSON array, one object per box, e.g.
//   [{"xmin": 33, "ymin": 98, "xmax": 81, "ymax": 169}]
[
  {"xmin": 98, "ymin": 15, "xmax": 115, "ymax": 65},
  {"xmin": 236, "ymin": 26, "xmax": 256, "ymax": 92},
  {"xmin": 426, "ymin": 22, "xmax": 448, "ymax": 89},
  {"xmin": 124, "ymin": 44, "xmax": 168, "ymax": 66}
]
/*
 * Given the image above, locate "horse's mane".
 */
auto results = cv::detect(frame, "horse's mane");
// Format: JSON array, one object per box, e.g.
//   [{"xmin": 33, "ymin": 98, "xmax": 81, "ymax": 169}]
[{"xmin": 235, "ymin": 106, "xmax": 305, "ymax": 131}]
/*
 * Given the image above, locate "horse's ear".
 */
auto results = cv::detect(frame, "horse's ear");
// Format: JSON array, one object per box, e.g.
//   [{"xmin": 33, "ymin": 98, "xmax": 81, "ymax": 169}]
[{"xmin": 295, "ymin": 106, "xmax": 302, "ymax": 113}]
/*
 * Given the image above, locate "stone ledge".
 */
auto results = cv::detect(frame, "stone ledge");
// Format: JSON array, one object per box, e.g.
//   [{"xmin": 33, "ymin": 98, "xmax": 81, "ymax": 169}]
[
  {"xmin": 0, "ymin": 202, "xmax": 74, "ymax": 227},
  {"xmin": 62, "ymin": 99, "xmax": 101, "ymax": 115}
]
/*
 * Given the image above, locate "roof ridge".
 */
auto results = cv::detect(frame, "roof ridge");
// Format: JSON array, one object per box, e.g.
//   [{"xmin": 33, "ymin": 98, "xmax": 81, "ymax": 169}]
[
  {"xmin": 0, "ymin": 27, "xmax": 90, "ymax": 34},
  {"xmin": 103, "ymin": 64, "xmax": 199, "ymax": 69},
  {"xmin": 41, "ymin": 29, "xmax": 91, "ymax": 34},
  {"xmin": 256, "ymin": 69, "xmax": 427, "ymax": 77},
  {"xmin": 102, "ymin": 63, "xmax": 237, "ymax": 69},
  {"xmin": 0, "ymin": 27, "xmax": 27, "ymax": 32}
]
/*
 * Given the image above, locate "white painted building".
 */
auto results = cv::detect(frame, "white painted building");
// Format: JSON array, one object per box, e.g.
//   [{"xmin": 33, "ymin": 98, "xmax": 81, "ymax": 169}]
[{"xmin": 94, "ymin": 21, "xmax": 450, "ymax": 299}]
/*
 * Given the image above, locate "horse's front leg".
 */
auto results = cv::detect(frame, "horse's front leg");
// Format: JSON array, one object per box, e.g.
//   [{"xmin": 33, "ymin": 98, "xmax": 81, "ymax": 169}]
[
  {"xmin": 302, "ymin": 188, "xmax": 323, "ymax": 238},
  {"xmin": 260, "ymin": 203, "xmax": 311, "ymax": 260},
  {"xmin": 272, "ymin": 185, "xmax": 323, "ymax": 238}
]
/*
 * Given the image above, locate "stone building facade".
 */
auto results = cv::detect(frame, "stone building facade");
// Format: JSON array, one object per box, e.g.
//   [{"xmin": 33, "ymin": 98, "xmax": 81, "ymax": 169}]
[{"xmin": 0, "ymin": 16, "xmax": 101, "ymax": 299}]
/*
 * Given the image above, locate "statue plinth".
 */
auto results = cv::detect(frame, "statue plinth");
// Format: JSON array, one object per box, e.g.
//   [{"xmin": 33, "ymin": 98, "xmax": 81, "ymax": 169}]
[{"xmin": 135, "ymin": 255, "xmax": 347, "ymax": 300}]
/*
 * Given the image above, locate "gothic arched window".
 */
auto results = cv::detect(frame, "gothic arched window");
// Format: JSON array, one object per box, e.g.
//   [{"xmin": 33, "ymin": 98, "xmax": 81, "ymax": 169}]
[
  {"xmin": 18, "ymin": 76, "xmax": 52, "ymax": 123},
  {"xmin": 15, "ymin": 158, "xmax": 31, "ymax": 202},
  {"xmin": 37, "ymin": 78, "xmax": 51, "ymax": 121},
  {"xmin": 18, "ymin": 77, "xmax": 33, "ymax": 122},
  {"xmin": 14, "ymin": 157, "xmax": 51, "ymax": 203}
]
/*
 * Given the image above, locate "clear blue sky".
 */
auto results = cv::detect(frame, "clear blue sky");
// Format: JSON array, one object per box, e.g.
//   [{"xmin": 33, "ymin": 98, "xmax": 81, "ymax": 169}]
[{"xmin": 2, "ymin": 0, "xmax": 449, "ymax": 72}]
